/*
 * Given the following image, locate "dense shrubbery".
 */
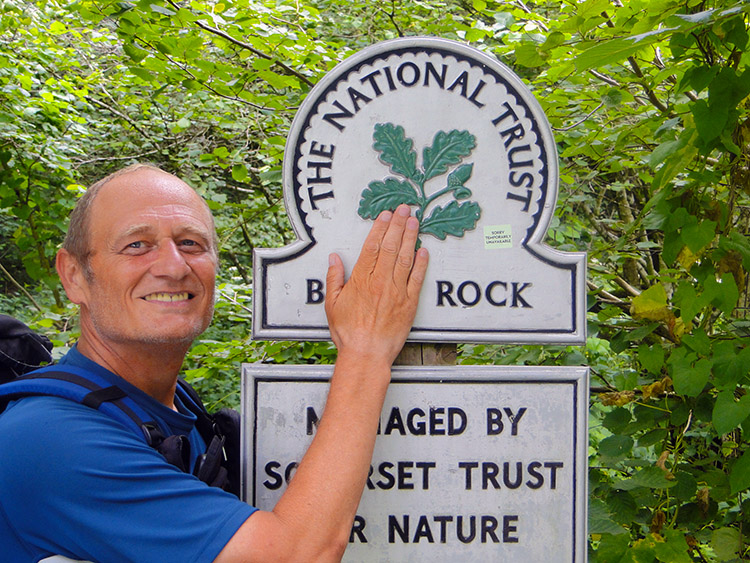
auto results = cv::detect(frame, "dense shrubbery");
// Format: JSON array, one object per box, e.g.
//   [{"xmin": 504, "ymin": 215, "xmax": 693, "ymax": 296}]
[{"xmin": 2, "ymin": 0, "xmax": 749, "ymax": 559}]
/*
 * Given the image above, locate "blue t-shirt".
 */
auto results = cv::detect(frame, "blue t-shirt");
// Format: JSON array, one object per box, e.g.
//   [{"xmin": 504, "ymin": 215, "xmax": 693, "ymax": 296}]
[{"xmin": 0, "ymin": 347, "xmax": 256, "ymax": 562}]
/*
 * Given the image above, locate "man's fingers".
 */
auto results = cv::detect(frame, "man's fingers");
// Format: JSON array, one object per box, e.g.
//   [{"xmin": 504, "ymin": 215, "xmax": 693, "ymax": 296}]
[
  {"xmin": 408, "ymin": 247, "xmax": 430, "ymax": 296},
  {"xmin": 350, "ymin": 210, "xmax": 392, "ymax": 279},
  {"xmin": 324, "ymin": 253, "xmax": 345, "ymax": 312},
  {"xmin": 392, "ymin": 215, "xmax": 421, "ymax": 287},
  {"xmin": 372, "ymin": 204, "xmax": 413, "ymax": 276}
]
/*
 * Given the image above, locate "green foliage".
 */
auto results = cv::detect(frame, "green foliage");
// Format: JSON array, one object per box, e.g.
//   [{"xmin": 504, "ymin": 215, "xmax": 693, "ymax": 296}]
[{"xmin": 2, "ymin": 0, "xmax": 750, "ymax": 559}]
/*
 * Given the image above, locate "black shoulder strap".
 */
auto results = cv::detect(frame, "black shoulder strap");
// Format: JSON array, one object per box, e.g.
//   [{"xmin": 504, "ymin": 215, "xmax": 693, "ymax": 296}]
[{"xmin": 0, "ymin": 365, "xmax": 159, "ymax": 443}]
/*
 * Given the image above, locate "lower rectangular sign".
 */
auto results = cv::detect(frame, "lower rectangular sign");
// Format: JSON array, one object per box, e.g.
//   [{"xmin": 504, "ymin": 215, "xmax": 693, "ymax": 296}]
[{"xmin": 242, "ymin": 364, "xmax": 588, "ymax": 562}]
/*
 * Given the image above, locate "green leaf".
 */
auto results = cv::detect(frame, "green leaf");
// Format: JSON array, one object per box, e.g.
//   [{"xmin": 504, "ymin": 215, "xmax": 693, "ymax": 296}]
[
  {"xmin": 589, "ymin": 499, "xmax": 627, "ymax": 535},
  {"xmin": 599, "ymin": 434, "xmax": 634, "ymax": 459},
  {"xmin": 653, "ymin": 529, "xmax": 692, "ymax": 563},
  {"xmin": 150, "ymin": 4, "xmax": 176, "ymax": 16},
  {"xmin": 711, "ymin": 527, "xmax": 741, "ymax": 560},
  {"xmin": 602, "ymin": 88, "xmax": 622, "ymax": 107},
  {"xmin": 638, "ymin": 343, "xmax": 664, "ymax": 375},
  {"xmin": 672, "ymin": 358, "xmax": 712, "ymax": 397},
  {"xmin": 372, "ymin": 123, "xmax": 418, "ymax": 181},
  {"xmin": 692, "ymin": 99, "xmax": 727, "ymax": 143},
  {"xmin": 630, "ymin": 284, "xmax": 671, "ymax": 322},
  {"xmin": 422, "ymin": 130, "xmax": 476, "ymax": 181},
  {"xmin": 514, "ymin": 43, "xmax": 545, "ymax": 67},
  {"xmin": 713, "ymin": 343, "xmax": 750, "ymax": 390},
  {"xmin": 605, "ymin": 490, "xmax": 637, "ymax": 524},
  {"xmin": 595, "ymin": 533, "xmax": 631, "ymax": 561},
  {"xmin": 704, "ymin": 273, "xmax": 739, "ymax": 315},
  {"xmin": 420, "ymin": 200, "xmax": 481, "ymax": 240},
  {"xmin": 574, "ymin": 28, "xmax": 676, "ymax": 72},
  {"xmin": 712, "ymin": 391, "xmax": 750, "ymax": 435},
  {"xmin": 603, "ymin": 408, "xmax": 631, "ymax": 433},
  {"xmin": 673, "ymin": 281, "xmax": 709, "ymax": 322},
  {"xmin": 614, "ymin": 466, "xmax": 677, "ymax": 490},
  {"xmin": 358, "ymin": 178, "xmax": 420, "ymax": 219},
  {"xmin": 731, "ymin": 450, "xmax": 750, "ymax": 494},
  {"xmin": 231, "ymin": 164, "xmax": 248, "ymax": 182},
  {"xmin": 682, "ymin": 220, "xmax": 716, "ymax": 252}
]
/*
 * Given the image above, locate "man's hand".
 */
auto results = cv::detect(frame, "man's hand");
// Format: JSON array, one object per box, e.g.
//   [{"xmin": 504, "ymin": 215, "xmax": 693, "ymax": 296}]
[
  {"xmin": 324, "ymin": 204, "xmax": 429, "ymax": 367},
  {"xmin": 217, "ymin": 205, "xmax": 429, "ymax": 563}
]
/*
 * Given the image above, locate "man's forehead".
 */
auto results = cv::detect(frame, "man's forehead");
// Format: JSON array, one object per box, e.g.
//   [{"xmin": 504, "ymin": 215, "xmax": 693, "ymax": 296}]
[{"xmin": 91, "ymin": 169, "xmax": 214, "ymax": 234}]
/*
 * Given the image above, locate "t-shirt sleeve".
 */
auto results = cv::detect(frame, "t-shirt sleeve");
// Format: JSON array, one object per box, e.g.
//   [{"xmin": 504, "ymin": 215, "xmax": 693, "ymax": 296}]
[{"xmin": 0, "ymin": 397, "xmax": 257, "ymax": 563}]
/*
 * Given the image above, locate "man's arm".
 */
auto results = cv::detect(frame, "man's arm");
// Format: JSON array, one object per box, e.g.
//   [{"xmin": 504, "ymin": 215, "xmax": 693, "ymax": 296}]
[{"xmin": 216, "ymin": 204, "xmax": 428, "ymax": 562}]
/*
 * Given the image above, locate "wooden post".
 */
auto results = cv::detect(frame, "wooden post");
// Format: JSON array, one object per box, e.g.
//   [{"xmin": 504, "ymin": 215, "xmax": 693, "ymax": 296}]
[{"xmin": 394, "ymin": 343, "xmax": 456, "ymax": 366}]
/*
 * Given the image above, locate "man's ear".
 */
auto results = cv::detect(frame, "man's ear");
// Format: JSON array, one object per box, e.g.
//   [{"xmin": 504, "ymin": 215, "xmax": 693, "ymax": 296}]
[{"xmin": 56, "ymin": 248, "xmax": 89, "ymax": 305}]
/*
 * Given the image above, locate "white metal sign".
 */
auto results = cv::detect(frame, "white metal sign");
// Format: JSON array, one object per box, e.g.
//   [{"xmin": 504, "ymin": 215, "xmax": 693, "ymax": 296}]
[
  {"xmin": 242, "ymin": 364, "xmax": 589, "ymax": 562},
  {"xmin": 253, "ymin": 37, "xmax": 587, "ymax": 344}
]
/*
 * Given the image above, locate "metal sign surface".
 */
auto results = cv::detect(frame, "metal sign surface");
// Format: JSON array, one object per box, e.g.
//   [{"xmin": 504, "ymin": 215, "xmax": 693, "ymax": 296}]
[
  {"xmin": 253, "ymin": 37, "xmax": 587, "ymax": 344},
  {"xmin": 242, "ymin": 364, "xmax": 589, "ymax": 562}
]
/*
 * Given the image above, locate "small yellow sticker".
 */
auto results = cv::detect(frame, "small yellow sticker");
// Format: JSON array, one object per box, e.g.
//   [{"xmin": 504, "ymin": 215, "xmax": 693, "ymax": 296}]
[{"xmin": 484, "ymin": 225, "xmax": 512, "ymax": 249}]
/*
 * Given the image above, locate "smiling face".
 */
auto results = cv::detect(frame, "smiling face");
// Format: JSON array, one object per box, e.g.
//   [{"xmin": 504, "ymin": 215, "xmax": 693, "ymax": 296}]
[{"xmin": 65, "ymin": 168, "xmax": 218, "ymax": 348}]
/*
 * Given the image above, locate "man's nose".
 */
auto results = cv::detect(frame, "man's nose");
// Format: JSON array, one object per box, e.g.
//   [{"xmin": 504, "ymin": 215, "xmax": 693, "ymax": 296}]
[{"xmin": 150, "ymin": 240, "xmax": 191, "ymax": 278}]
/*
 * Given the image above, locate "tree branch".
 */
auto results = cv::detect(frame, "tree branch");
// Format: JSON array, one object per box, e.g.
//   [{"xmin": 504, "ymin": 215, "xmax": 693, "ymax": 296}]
[
  {"xmin": 0, "ymin": 260, "xmax": 43, "ymax": 312},
  {"xmin": 166, "ymin": 0, "xmax": 315, "ymax": 88}
]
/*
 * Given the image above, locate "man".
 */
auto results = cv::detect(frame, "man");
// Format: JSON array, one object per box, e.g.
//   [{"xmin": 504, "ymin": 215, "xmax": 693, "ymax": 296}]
[{"xmin": 0, "ymin": 164, "xmax": 428, "ymax": 562}]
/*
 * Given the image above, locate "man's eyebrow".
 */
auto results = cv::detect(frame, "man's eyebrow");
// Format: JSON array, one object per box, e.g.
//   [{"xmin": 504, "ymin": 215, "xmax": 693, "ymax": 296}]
[
  {"xmin": 114, "ymin": 224, "xmax": 212, "ymax": 241},
  {"xmin": 119, "ymin": 224, "xmax": 153, "ymax": 238}
]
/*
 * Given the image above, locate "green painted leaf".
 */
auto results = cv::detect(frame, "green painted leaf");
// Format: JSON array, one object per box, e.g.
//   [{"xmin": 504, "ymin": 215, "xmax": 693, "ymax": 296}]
[
  {"xmin": 453, "ymin": 186, "xmax": 472, "ymax": 200},
  {"xmin": 420, "ymin": 200, "xmax": 481, "ymax": 240},
  {"xmin": 422, "ymin": 130, "xmax": 476, "ymax": 181},
  {"xmin": 358, "ymin": 178, "xmax": 420, "ymax": 219},
  {"xmin": 372, "ymin": 123, "xmax": 419, "ymax": 181},
  {"xmin": 447, "ymin": 163, "xmax": 473, "ymax": 187},
  {"xmin": 713, "ymin": 391, "xmax": 750, "ymax": 435}
]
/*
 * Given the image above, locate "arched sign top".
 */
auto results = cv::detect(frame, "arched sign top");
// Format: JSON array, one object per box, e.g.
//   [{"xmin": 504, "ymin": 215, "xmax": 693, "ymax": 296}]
[{"xmin": 254, "ymin": 37, "xmax": 586, "ymax": 344}]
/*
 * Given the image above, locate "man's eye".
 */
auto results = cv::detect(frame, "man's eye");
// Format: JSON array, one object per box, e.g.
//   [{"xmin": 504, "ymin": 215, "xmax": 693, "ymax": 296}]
[{"xmin": 127, "ymin": 241, "xmax": 143, "ymax": 249}]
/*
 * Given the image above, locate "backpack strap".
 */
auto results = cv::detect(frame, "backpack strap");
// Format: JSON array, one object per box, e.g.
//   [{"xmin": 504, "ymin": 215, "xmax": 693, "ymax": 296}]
[
  {"xmin": 0, "ymin": 365, "xmax": 161, "ymax": 445},
  {"xmin": 0, "ymin": 365, "xmax": 241, "ymax": 496},
  {"xmin": 175, "ymin": 379, "xmax": 241, "ymax": 497}
]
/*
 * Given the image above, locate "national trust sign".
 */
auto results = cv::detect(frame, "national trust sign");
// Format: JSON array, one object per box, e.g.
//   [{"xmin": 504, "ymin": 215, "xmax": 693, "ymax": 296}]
[{"xmin": 253, "ymin": 37, "xmax": 587, "ymax": 345}]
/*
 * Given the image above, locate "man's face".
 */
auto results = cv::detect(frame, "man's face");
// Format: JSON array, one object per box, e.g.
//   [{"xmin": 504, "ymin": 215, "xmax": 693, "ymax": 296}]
[{"xmin": 75, "ymin": 169, "xmax": 218, "ymax": 347}]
